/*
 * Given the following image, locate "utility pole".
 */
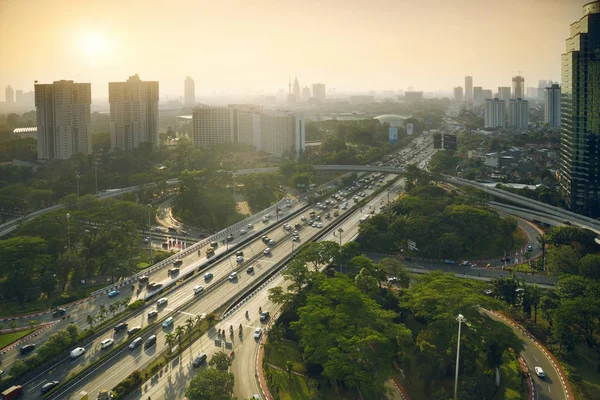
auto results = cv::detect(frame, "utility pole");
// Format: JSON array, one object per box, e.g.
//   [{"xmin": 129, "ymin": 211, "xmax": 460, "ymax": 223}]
[
  {"xmin": 66, "ymin": 213, "xmax": 71, "ymax": 261},
  {"xmin": 147, "ymin": 204, "xmax": 153, "ymax": 264},
  {"xmin": 76, "ymin": 174, "xmax": 80, "ymax": 199},
  {"xmin": 454, "ymin": 314, "xmax": 466, "ymax": 400},
  {"xmin": 94, "ymin": 161, "xmax": 98, "ymax": 195}
]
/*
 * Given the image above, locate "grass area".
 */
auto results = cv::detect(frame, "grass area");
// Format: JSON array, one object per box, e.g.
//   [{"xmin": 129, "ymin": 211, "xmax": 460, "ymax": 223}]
[
  {"xmin": 496, "ymin": 353, "xmax": 525, "ymax": 400},
  {"xmin": 0, "ymin": 329, "xmax": 34, "ymax": 349},
  {"xmin": 570, "ymin": 345, "xmax": 600, "ymax": 400},
  {"xmin": 265, "ymin": 339, "xmax": 305, "ymax": 373},
  {"xmin": 0, "ymin": 300, "xmax": 47, "ymax": 318},
  {"xmin": 266, "ymin": 367, "xmax": 311, "ymax": 400}
]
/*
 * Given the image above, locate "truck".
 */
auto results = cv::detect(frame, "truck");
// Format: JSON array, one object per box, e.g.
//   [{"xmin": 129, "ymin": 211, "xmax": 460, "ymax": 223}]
[{"xmin": 2, "ymin": 385, "xmax": 23, "ymax": 400}]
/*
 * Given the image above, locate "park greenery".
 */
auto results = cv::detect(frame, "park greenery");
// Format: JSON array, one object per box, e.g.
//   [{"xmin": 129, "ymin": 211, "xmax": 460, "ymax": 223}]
[
  {"xmin": 185, "ymin": 352, "xmax": 235, "ymax": 400},
  {"xmin": 266, "ymin": 241, "xmax": 523, "ymax": 399}
]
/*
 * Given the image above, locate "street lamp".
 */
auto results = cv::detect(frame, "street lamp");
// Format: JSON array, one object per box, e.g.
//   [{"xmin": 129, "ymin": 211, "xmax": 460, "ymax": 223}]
[
  {"xmin": 454, "ymin": 313, "xmax": 467, "ymax": 400},
  {"xmin": 147, "ymin": 204, "xmax": 153, "ymax": 264},
  {"xmin": 75, "ymin": 174, "xmax": 80, "ymax": 199},
  {"xmin": 66, "ymin": 213, "xmax": 71, "ymax": 261},
  {"xmin": 337, "ymin": 228, "xmax": 344, "ymax": 273},
  {"xmin": 94, "ymin": 161, "xmax": 98, "ymax": 195}
]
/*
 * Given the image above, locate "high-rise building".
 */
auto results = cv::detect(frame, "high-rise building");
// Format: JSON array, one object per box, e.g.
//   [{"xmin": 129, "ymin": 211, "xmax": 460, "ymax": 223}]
[
  {"xmin": 109, "ymin": 74, "xmax": 159, "ymax": 151},
  {"xmin": 508, "ymin": 98, "xmax": 529, "ymax": 130},
  {"xmin": 482, "ymin": 89, "xmax": 493, "ymax": 101},
  {"xmin": 473, "ymin": 87, "xmax": 483, "ymax": 106},
  {"xmin": 260, "ymin": 110, "xmax": 305, "ymax": 158},
  {"xmin": 526, "ymin": 87, "xmax": 538, "ymax": 100},
  {"xmin": 538, "ymin": 80, "xmax": 550, "ymax": 103},
  {"xmin": 545, "ymin": 84, "xmax": 561, "ymax": 128},
  {"xmin": 23, "ymin": 91, "xmax": 34, "ymax": 108},
  {"xmin": 35, "ymin": 80, "xmax": 92, "ymax": 161},
  {"xmin": 192, "ymin": 107, "xmax": 234, "ymax": 146},
  {"xmin": 232, "ymin": 105, "xmax": 262, "ymax": 149},
  {"xmin": 312, "ymin": 83, "xmax": 326, "ymax": 102},
  {"xmin": 465, "ymin": 76, "xmax": 473, "ymax": 102},
  {"xmin": 453, "ymin": 86, "xmax": 464, "ymax": 102},
  {"xmin": 15, "ymin": 90, "xmax": 23, "ymax": 105},
  {"xmin": 184, "ymin": 76, "xmax": 195, "ymax": 105},
  {"xmin": 302, "ymin": 86, "xmax": 311, "ymax": 101},
  {"xmin": 484, "ymin": 99, "xmax": 506, "ymax": 128},
  {"xmin": 293, "ymin": 77, "xmax": 301, "ymax": 102},
  {"xmin": 498, "ymin": 87, "xmax": 511, "ymax": 103},
  {"xmin": 5, "ymin": 85, "xmax": 14, "ymax": 105},
  {"xmin": 559, "ymin": 1, "xmax": 600, "ymax": 216},
  {"xmin": 405, "ymin": 91, "xmax": 423, "ymax": 103},
  {"xmin": 512, "ymin": 76, "xmax": 525, "ymax": 99}
]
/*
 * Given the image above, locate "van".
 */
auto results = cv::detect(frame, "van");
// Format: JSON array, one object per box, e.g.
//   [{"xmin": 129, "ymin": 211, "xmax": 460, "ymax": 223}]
[
  {"xmin": 192, "ymin": 353, "xmax": 207, "ymax": 368},
  {"xmin": 145, "ymin": 335, "xmax": 157, "ymax": 348},
  {"xmin": 162, "ymin": 317, "xmax": 174, "ymax": 328},
  {"xmin": 157, "ymin": 297, "xmax": 168, "ymax": 306},
  {"xmin": 129, "ymin": 337, "xmax": 143, "ymax": 349}
]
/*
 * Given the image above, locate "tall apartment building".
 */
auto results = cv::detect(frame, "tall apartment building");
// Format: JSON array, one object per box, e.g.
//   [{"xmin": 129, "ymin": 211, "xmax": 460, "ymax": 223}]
[
  {"xmin": 465, "ymin": 76, "xmax": 473, "ymax": 102},
  {"xmin": 232, "ymin": 105, "xmax": 262, "ymax": 149},
  {"xmin": 35, "ymin": 80, "xmax": 92, "ymax": 161},
  {"xmin": 109, "ymin": 74, "xmax": 159, "ymax": 151},
  {"xmin": 544, "ymin": 84, "xmax": 561, "ymax": 128},
  {"xmin": 559, "ymin": 1, "xmax": 600, "ymax": 216},
  {"xmin": 498, "ymin": 87, "xmax": 511, "ymax": 103},
  {"xmin": 5, "ymin": 85, "xmax": 14, "ymax": 105},
  {"xmin": 538, "ymin": 80, "xmax": 550, "ymax": 103},
  {"xmin": 192, "ymin": 107, "xmax": 234, "ymax": 146},
  {"xmin": 473, "ymin": 87, "xmax": 483, "ymax": 106},
  {"xmin": 453, "ymin": 86, "xmax": 464, "ymax": 102},
  {"xmin": 484, "ymin": 99, "xmax": 506, "ymax": 128},
  {"xmin": 508, "ymin": 98, "xmax": 529, "ymax": 131},
  {"xmin": 512, "ymin": 76, "xmax": 525, "ymax": 99},
  {"xmin": 184, "ymin": 76, "xmax": 195, "ymax": 105},
  {"xmin": 260, "ymin": 110, "xmax": 305, "ymax": 157},
  {"xmin": 312, "ymin": 83, "xmax": 326, "ymax": 102},
  {"xmin": 15, "ymin": 90, "xmax": 23, "ymax": 105}
]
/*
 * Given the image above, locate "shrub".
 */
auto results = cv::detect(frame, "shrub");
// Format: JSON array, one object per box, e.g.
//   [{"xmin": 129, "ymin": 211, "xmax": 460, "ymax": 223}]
[{"xmin": 127, "ymin": 299, "xmax": 144, "ymax": 310}]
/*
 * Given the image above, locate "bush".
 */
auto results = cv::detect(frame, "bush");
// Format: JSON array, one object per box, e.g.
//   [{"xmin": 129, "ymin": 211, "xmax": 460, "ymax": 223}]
[
  {"xmin": 127, "ymin": 299, "xmax": 144, "ymax": 310},
  {"xmin": 112, "ymin": 370, "xmax": 143, "ymax": 399},
  {"xmin": 51, "ymin": 294, "xmax": 79, "ymax": 307}
]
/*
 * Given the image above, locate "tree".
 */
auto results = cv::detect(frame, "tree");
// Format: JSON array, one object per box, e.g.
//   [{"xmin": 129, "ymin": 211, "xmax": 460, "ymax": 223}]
[
  {"xmin": 165, "ymin": 333, "xmax": 176, "ymax": 353},
  {"xmin": 87, "ymin": 314, "xmax": 95, "ymax": 328},
  {"xmin": 185, "ymin": 317, "xmax": 195, "ymax": 340},
  {"xmin": 209, "ymin": 351, "xmax": 232, "ymax": 372},
  {"xmin": 536, "ymin": 234, "xmax": 547, "ymax": 269},
  {"xmin": 546, "ymin": 245, "xmax": 581, "ymax": 276},
  {"xmin": 378, "ymin": 258, "xmax": 410, "ymax": 289},
  {"xmin": 175, "ymin": 325, "xmax": 186, "ymax": 347},
  {"xmin": 186, "ymin": 368, "xmax": 235, "ymax": 400},
  {"xmin": 286, "ymin": 360, "xmax": 294, "ymax": 377}
]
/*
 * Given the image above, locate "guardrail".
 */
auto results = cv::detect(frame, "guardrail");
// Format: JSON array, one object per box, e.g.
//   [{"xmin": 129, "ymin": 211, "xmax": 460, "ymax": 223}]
[{"xmin": 91, "ymin": 198, "xmax": 292, "ymax": 297}]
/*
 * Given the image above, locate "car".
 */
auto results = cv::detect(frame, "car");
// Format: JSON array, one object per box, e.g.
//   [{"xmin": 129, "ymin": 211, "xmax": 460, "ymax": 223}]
[
  {"xmin": 300, "ymin": 216, "xmax": 307, "ymax": 221},
  {"xmin": 294, "ymin": 223, "xmax": 301, "ymax": 229},
  {"xmin": 246, "ymin": 265, "xmax": 254, "ymax": 273},
  {"xmin": 148, "ymin": 310, "xmax": 158, "ymax": 319},
  {"xmin": 254, "ymin": 327, "xmax": 263, "ymax": 339},
  {"xmin": 292, "ymin": 236, "xmax": 300, "ymax": 242},
  {"xmin": 157, "ymin": 297, "xmax": 168, "ymax": 306},
  {"xmin": 210, "ymin": 241, "xmax": 219, "ymax": 248},
  {"xmin": 129, "ymin": 337, "xmax": 143, "ymax": 349},
  {"xmin": 204, "ymin": 272, "xmax": 213, "ymax": 280},
  {"xmin": 283, "ymin": 224, "xmax": 292, "ymax": 230},
  {"xmin": 101, "ymin": 338, "xmax": 114, "ymax": 349},
  {"xmin": 263, "ymin": 248, "xmax": 271, "ymax": 255},
  {"xmin": 316, "ymin": 223, "xmax": 323, "ymax": 228},
  {"xmin": 138, "ymin": 275, "xmax": 149, "ymax": 284},
  {"xmin": 261, "ymin": 235, "xmax": 270, "ymax": 243},
  {"xmin": 193, "ymin": 285, "xmax": 205, "ymax": 294},
  {"xmin": 108, "ymin": 290, "xmax": 120, "ymax": 298},
  {"xmin": 168, "ymin": 267, "xmax": 180, "ymax": 276},
  {"xmin": 444, "ymin": 259, "xmax": 456, "ymax": 265},
  {"xmin": 236, "ymin": 255, "xmax": 244, "ymax": 263},
  {"xmin": 127, "ymin": 326, "xmax": 141, "ymax": 336},
  {"xmin": 114, "ymin": 322, "xmax": 128, "ymax": 333},
  {"xmin": 52, "ymin": 308, "xmax": 66, "ymax": 317},
  {"xmin": 240, "ymin": 229, "xmax": 247, "ymax": 234},
  {"xmin": 192, "ymin": 352, "xmax": 207, "ymax": 368},
  {"xmin": 268, "ymin": 239, "xmax": 276, "ymax": 245},
  {"xmin": 247, "ymin": 223, "xmax": 253, "ymax": 229},
  {"xmin": 262, "ymin": 216, "xmax": 269, "ymax": 222},
  {"xmin": 459, "ymin": 261, "xmax": 471, "ymax": 266},
  {"xmin": 145, "ymin": 335, "xmax": 157, "ymax": 348},
  {"xmin": 227, "ymin": 234, "xmax": 234, "ymax": 241},
  {"xmin": 229, "ymin": 272, "xmax": 238, "ymax": 281},
  {"xmin": 260, "ymin": 311, "xmax": 270, "ymax": 322},
  {"xmin": 70, "ymin": 347, "xmax": 85, "ymax": 358},
  {"xmin": 41, "ymin": 381, "xmax": 60, "ymax": 394},
  {"xmin": 173, "ymin": 259, "xmax": 183, "ymax": 266},
  {"xmin": 162, "ymin": 317, "xmax": 174, "ymax": 328},
  {"xmin": 292, "ymin": 230, "xmax": 299, "ymax": 236},
  {"xmin": 236, "ymin": 251, "xmax": 244, "ymax": 257},
  {"xmin": 527, "ymin": 245, "xmax": 533, "ymax": 251},
  {"xmin": 20, "ymin": 343, "xmax": 36, "ymax": 354},
  {"xmin": 534, "ymin": 366, "xmax": 545, "ymax": 378}
]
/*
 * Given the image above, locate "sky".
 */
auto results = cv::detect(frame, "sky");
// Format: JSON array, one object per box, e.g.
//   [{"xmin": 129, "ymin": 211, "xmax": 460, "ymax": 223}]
[{"xmin": 0, "ymin": 0, "xmax": 593, "ymax": 100}]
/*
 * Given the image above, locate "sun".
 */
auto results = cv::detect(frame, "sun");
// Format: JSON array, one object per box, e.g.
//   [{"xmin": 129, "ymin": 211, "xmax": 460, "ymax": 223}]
[{"xmin": 79, "ymin": 33, "xmax": 108, "ymax": 66}]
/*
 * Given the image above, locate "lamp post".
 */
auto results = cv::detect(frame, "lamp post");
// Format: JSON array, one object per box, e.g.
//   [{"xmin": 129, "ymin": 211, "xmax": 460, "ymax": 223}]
[
  {"xmin": 147, "ymin": 204, "xmax": 152, "ymax": 264},
  {"xmin": 337, "ymin": 228, "xmax": 344, "ymax": 273},
  {"xmin": 454, "ymin": 313, "xmax": 467, "ymax": 400},
  {"xmin": 66, "ymin": 213, "xmax": 71, "ymax": 261},
  {"xmin": 75, "ymin": 174, "xmax": 80, "ymax": 199},
  {"xmin": 94, "ymin": 161, "xmax": 98, "ymax": 195}
]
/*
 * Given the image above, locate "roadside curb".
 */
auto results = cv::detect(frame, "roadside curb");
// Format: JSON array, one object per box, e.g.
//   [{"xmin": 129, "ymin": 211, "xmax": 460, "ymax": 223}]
[
  {"xmin": 0, "ymin": 321, "xmax": 58, "ymax": 355},
  {"xmin": 517, "ymin": 355, "xmax": 534, "ymax": 400},
  {"xmin": 256, "ymin": 309, "xmax": 282, "ymax": 400}
]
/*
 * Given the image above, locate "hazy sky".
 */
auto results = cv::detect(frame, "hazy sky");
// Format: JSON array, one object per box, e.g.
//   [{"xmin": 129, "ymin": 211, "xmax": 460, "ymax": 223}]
[{"xmin": 0, "ymin": 0, "xmax": 592, "ymax": 99}]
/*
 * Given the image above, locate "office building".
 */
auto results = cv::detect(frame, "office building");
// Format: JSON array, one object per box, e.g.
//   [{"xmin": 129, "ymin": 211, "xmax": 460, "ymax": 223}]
[
  {"xmin": 473, "ymin": 87, "xmax": 483, "ymax": 106},
  {"xmin": 293, "ymin": 77, "xmax": 301, "ymax": 102},
  {"xmin": 302, "ymin": 86, "xmax": 311, "ymax": 101},
  {"xmin": 538, "ymin": 80, "xmax": 550, "ymax": 103},
  {"xmin": 482, "ymin": 89, "xmax": 493, "ymax": 101},
  {"xmin": 465, "ymin": 76, "xmax": 473, "ymax": 102},
  {"xmin": 192, "ymin": 106, "xmax": 234, "ymax": 146},
  {"xmin": 184, "ymin": 76, "xmax": 195, "ymax": 105},
  {"xmin": 109, "ymin": 74, "xmax": 159, "ymax": 151},
  {"xmin": 453, "ymin": 86, "xmax": 464, "ymax": 102},
  {"xmin": 512, "ymin": 76, "xmax": 525, "ymax": 99},
  {"xmin": 405, "ymin": 91, "xmax": 423, "ymax": 103},
  {"xmin": 545, "ymin": 84, "xmax": 561, "ymax": 128},
  {"xmin": 232, "ymin": 105, "xmax": 262, "ymax": 149},
  {"xmin": 498, "ymin": 87, "xmax": 511, "ymax": 103},
  {"xmin": 35, "ymin": 80, "xmax": 92, "ymax": 161},
  {"xmin": 260, "ymin": 110, "xmax": 305, "ymax": 158},
  {"xmin": 559, "ymin": 1, "xmax": 600, "ymax": 216},
  {"xmin": 15, "ymin": 90, "xmax": 23, "ymax": 105},
  {"xmin": 484, "ymin": 99, "xmax": 506, "ymax": 128},
  {"xmin": 5, "ymin": 85, "xmax": 14, "ymax": 105},
  {"xmin": 508, "ymin": 98, "xmax": 529, "ymax": 130},
  {"xmin": 312, "ymin": 83, "xmax": 326, "ymax": 102}
]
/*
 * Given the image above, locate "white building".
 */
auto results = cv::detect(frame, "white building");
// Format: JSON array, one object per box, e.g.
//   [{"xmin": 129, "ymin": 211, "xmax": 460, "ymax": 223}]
[
  {"xmin": 465, "ymin": 76, "xmax": 473, "ymax": 102},
  {"xmin": 508, "ymin": 98, "xmax": 529, "ymax": 131},
  {"xmin": 192, "ymin": 106, "xmax": 234, "ymax": 146},
  {"xmin": 453, "ymin": 86, "xmax": 464, "ymax": 102},
  {"xmin": 545, "ymin": 84, "xmax": 561, "ymax": 128},
  {"xmin": 260, "ymin": 110, "xmax": 305, "ymax": 158},
  {"xmin": 233, "ymin": 105, "xmax": 262, "ymax": 149},
  {"xmin": 184, "ymin": 76, "xmax": 195, "ymax": 105},
  {"xmin": 109, "ymin": 74, "xmax": 159, "ymax": 150},
  {"xmin": 484, "ymin": 99, "xmax": 506, "ymax": 128},
  {"xmin": 473, "ymin": 87, "xmax": 483, "ymax": 106},
  {"xmin": 35, "ymin": 80, "xmax": 92, "ymax": 161}
]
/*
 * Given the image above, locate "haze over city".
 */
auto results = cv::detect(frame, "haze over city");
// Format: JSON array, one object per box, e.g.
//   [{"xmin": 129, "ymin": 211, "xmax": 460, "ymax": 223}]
[{"xmin": 0, "ymin": 0, "xmax": 592, "ymax": 98}]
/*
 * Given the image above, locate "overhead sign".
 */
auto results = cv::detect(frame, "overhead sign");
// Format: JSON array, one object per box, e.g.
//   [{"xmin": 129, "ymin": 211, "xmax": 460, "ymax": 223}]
[
  {"xmin": 406, "ymin": 123, "xmax": 414, "ymax": 135},
  {"xmin": 389, "ymin": 127, "xmax": 398, "ymax": 144}
]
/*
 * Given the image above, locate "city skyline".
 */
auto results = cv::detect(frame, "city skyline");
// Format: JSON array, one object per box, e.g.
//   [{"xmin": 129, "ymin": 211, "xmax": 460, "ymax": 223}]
[{"xmin": 0, "ymin": 0, "xmax": 592, "ymax": 99}]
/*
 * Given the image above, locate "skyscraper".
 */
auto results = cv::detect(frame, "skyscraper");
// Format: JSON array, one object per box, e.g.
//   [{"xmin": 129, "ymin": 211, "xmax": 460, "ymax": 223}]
[
  {"xmin": 482, "ymin": 89, "xmax": 493, "ymax": 101},
  {"xmin": 109, "ymin": 74, "xmax": 159, "ymax": 150},
  {"xmin": 302, "ymin": 86, "xmax": 311, "ymax": 101},
  {"xmin": 184, "ymin": 76, "xmax": 195, "ymax": 105},
  {"xmin": 508, "ymin": 98, "xmax": 529, "ymax": 131},
  {"xmin": 538, "ymin": 80, "xmax": 550, "ymax": 103},
  {"xmin": 498, "ymin": 87, "xmax": 511, "ymax": 103},
  {"xmin": 453, "ymin": 86, "xmax": 464, "ymax": 102},
  {"xmin": 465, "ymin": 76, "xmax": 473, "ymax": 103},
  {"xmin": 312, "ymin": 83, "xmax": 326, "ymax": 102},
  {"xmin": 512, "ymin": 76, "xmax": 525, "ymax": 99},
  {"xmin": 473, "ymin": 87, "xmax": 483, "ymax": 106},
  {"xmin": 293, "ymin": 77, "xmax": 301, "ymax": 102},
  {"xmin": 5, "ymin": 85, "xmax": 14, "ymax": 105},
  {"xmin": 559, "ymin": 1, "xmax": 600, "ymax": 216},
  {"xmin": 484, "ymin": 99, "xmax": 506, "ymax": 128},
  {"xmin": 545, "ymin": 84, "xmax": 561, "ymax": 129},
  {"xmin": 260, "ymin": 110, "xmax": 305, "ymax": 158},
  {"xmin": 35, "ymin": 80, "xmax": 92, "ymax": 161}
]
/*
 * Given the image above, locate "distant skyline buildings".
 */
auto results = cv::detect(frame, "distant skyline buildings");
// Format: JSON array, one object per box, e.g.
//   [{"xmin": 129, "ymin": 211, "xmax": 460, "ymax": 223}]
[
  {"xmin": 545, "ymin": 83, "xmax": 561, "ymax": 128},
  {"xmin": 508, "ymin": 98, "xmax": 529, "ymax": 130},
  {"xmin": 453, "ymin": 86, "xmax": 463, "ymax": 102},
  {"xmin": 312, "ymin": 83, "xmax": 326, "ymax": 102},
  {"xmin": 512, "ymin": 75, "xmax": 525, "ymax": 99},
  {"xmin": 484, "ymin": 98, "xmax": 506, "ymax": 128},
  {"xmin": 498, "ymin": 87, "xmax": 511, "ymax": 103},
  {"xmin": 5, "ymin": 85, "xmax": 14, "ymax": 105},
  {"xmin": 184, "ymin": 76, "xmax": 195, "ymax": 105},
  {"xmin": 464, "ymin": 76, "xmax": 473, "ymax": 102},
  {"xmin": 473, "ymin": 86, "xmax": 483, "ymax": 106}
]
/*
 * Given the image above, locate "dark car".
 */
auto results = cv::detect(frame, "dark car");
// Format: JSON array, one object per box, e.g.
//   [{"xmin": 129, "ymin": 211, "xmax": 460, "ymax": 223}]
[
  {"xmin": 226, "ymin": 234, "xmax": 234, "ymax": 242},
  {"xmin": 20, "ymin": 344, "xmax": 36, "ymax": 354},
  {"xmin": 138, "ymin": 275, "xmax": 149, "ymax": 284},
  {"xmin": 127, "ymin": 326, "xmax": 141, "ymax": 336},
  {"xmin": 246, "ymin": 266, "xmax": 254, "ymax": 274},
  {"xmin": 192, "ymin": 353, "xmax": 207, "ymax": 368},
  {"xmin": 145, "ymin": 335, "xmax": 157, "ymax": 348},
  {"xmin": 52, "ymin": 308, "xmax": 66, "ymax": 317},
  {"xmin": 260, "ymin": 311, "xmax": 270, "ymax": 322},
  {"xmin": 41, "ymin": 381, "xmax": 60, "ymax": 394},
  {"xmin": 114, "ymin": 322, "xmax": 128, "ymax": 333}
]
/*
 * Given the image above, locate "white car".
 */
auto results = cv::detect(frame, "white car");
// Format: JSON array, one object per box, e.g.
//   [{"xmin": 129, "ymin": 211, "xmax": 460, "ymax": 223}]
[
  {"xmin": 264, "ymin": 248, "xmax": 271, "ymax": 255},
  {"xmin": 534, "ymin": 366, "xmax": 545, "ymax": 378},
  {"xmin": 157, "ymin": 297, "xmax": 168, "ymax": 306},
  {"xmin": 300, "ymin": 216, "xmax": 307, "ymax": 221},
  {"xmin": 317, "ymin": 223, "xmax": 323, "ymax": 228},
  {"xmin": 229, "ymin": 272, "xmax": 238, "ymax": 280},
  {"xmin": 70, "ymin": 347, "xmax": 85, "ymax": 358},
  {"xmin": 240, "ymin": 229, "xmax": 247, "ymax": 234},
  {"xmin": 193, "ymin": 285, "xmax": 205, "ymax": 295},
  {"xmin": 236, "ymin": 256, "xmax": 244, "ymax": 263},
  {"xmin": 100, "ymin": 338, "xmax": 114, "ymax": 349},
  {"xmin": 254, "ymin": 327, "xmax": 262, "ymax": 339}
]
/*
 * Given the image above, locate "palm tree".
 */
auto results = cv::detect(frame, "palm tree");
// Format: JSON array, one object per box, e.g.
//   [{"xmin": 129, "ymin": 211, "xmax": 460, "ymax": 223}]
[
  {"xmin": 175, "ymin": 325, "xmax": 185, "ymax": 348},
  {"xmin": 185, "ymin": 317, "xmax": 195, "ymax": 340},
  {"xmin": 536, "ymin": 234, "xmax": 547, "ymax": 270},
  {"xmin": 286, "ymin": 360, "xmax": 293, "ymax": 377},
  {"xmin": 165, "ymin": 333, "xmax": 176, "ymax": 353},
  {"xmin": 530, "ymin": 283, "xmax": 541, "ymax": 323}
]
